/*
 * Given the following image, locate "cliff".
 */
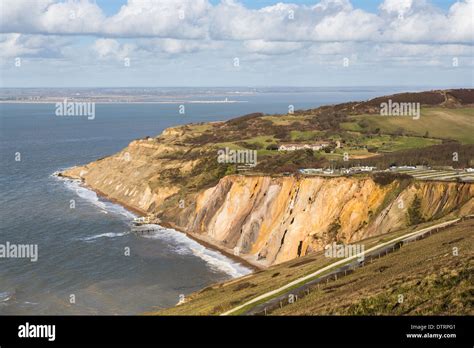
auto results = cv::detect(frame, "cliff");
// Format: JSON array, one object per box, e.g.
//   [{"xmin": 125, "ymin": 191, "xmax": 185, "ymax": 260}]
[
  {"xmin": 60, "ymin": 90, "xmax": 473, "ymax": 267},
  {"xmin": 181, "ymin": 175, "xmax": 472, "ymax": 266},
  {"xmin": 61, "ymin": 138, "xmax": 473, "ymax": 268}
]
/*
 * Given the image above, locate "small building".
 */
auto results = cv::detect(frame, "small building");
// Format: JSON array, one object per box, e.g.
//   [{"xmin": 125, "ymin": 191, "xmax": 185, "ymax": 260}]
[
  {"xmin": 278, "ymin": 142, "xmax": 330, "ymax": 152},
  {"xmin": 390, "ymin": 165, "xmax": 416, "ymax": 171},
  {"xmin": 299, "ymin": 168, "xmax": 323, "ymax": 175},
  {"xmin": 349, "ymin": 166, "xmax": 377, "ymax": 172}
]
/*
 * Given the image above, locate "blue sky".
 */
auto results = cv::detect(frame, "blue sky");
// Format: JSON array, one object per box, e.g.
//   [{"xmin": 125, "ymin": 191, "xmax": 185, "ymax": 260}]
[
  {"xmin": 0, "ymin": 0, "xmax": 472, "ymax": 87},
  {"xmin": 96, "ymin": 0, "xmax": 458, "ymax": 13}
]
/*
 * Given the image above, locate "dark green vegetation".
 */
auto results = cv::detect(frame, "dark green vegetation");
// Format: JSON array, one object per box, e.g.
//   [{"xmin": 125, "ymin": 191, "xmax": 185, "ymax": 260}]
[
  {"xmin": 163, "ymin": 90, "xmax": 473, "ymax": 184},
  {"xmin": 148, "ymin": 89, "xmax": 472, "ymax": 202},
  {"xmin": 407, "ymin": 195, "xmax": 425, "ymax": 226}
]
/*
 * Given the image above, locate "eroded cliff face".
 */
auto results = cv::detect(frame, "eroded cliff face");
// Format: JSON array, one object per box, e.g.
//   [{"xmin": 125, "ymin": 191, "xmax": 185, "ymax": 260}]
[
  {"xmin": 62, "ymin": 137, "xmax": 473, "ymax": 268},
  {"xmin": 183, "ymin": 176, "xmax": 473, "ymax": 266},
  {"xmin": 62, "ymin": 136, "xmax": 198, "ymax": 214}
]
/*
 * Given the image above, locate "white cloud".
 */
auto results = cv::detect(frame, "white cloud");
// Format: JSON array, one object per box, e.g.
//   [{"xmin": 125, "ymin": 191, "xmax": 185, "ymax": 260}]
[
  {"xmin": 311, "ymin": 9, "xmax": 381, "ymax": 41},
  {"xmin": 0, "ymin": 0, "xmax": 104, "ymax": 34},
  {"xmin": 103, "ymin": 0, "xmax": 210, "ymax": 38},
  {"xmin": 210, "ymin": 1, "xmax": 298, "ymax": 41},
  {"xmin": 140, "ymin": 38, "xmax": 222, "ymax": 55},
  {"xmin": 313, "ymin": 0, "xmax": 353, "ymax": 11},
  {"xmin": 92, "ymin": 38, "xmax": 135, "ymax": 60},
  {"xmin": 39, "ymin": 0, "xmax": 104, "ymax": 34},
  {"xmin": 379, "ymin": 0, "xmax": 474, "ymax": 43},
  {"xmin": 0, "ymin": 0, "xmax": 53, "ymax": 33},
  {"xmin": 379, "ymin": 0, "xmax": 419, "ymax": 15},
  {"xmin": 243, "ymin": 40, "xmax": 305, "ymax": 55},
  {"xmin": 445, "ymin": 0, "xmax": 474, "ymax": 42},
  {"xmin": 0, "ymin": 33, "xmax": 70, "ymax": 58},
  {"xmin": 1, "ymin": 0, "xmax": 472, "ymax": 44},
  {"xmin": 1, "ymin": 0, "xmax": 473, "ymax": 87},
  {"xmin": 209, "ymin": 0, "xmax": 380, "ymax": 42}
]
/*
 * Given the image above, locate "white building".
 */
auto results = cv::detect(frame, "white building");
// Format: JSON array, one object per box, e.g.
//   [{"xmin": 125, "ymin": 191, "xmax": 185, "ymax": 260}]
[
  {"xmin": 278, "ymin": 142, "xmax": 330, "ymax": 151},
  {"xmin": 299, "ymin": 168, "xmax": 323, "ymax": 174},
  {"xmin": 390, "ymin": 165, "xmax": 416, "ymax": 170},
  {"xmin": 349, "ymin": 166, "xmax": 377, "ymax": 172}
]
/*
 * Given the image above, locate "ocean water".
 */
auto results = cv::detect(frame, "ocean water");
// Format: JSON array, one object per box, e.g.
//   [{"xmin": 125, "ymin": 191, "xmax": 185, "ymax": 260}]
[{"xmin": 0, "ymin": 87, "xmax": 421, "ymax": 314}]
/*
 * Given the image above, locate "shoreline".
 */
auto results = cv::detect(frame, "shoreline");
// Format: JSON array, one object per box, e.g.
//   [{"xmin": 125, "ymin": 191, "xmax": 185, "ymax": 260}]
[
  {"xmin": 160, "ymin": 220, "xmax": 263, "ymax": 272},
  {"xmin": 0, "ymin": 100, "xmax": 248, "ymax": 104},
  {"xmin": 63, "ymin": 175, "xmax": 262, "ymax": 272}
]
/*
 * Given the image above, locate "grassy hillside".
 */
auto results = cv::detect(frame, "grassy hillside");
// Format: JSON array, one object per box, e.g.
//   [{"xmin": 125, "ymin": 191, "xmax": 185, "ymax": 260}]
[
  {"xmin": 271, "ymin": 219, "xmax": 473, "ymax": 315},
  {"xmin": 341, "ymin": 107, "xmax": 474, "ymax": 144},
  {"xmin": 153, "ymin": 217, "xmax": 471, "ymax": 315},
  {"xmin": 176, "ymin": 91, "xmax": 473, "ymax": 177},
  {"xmin": 155, "ymin": 89, "xmax": 473, "ymax": 188}
]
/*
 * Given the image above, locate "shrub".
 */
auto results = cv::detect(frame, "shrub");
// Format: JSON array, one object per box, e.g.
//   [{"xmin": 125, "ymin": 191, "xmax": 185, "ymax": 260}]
[
  {"xmin": 372, "ymin": 172, "xmax": 412, "ymax": 186},
  {"xmin": 408, "ymin": 195, "xmax": 425, "ymax": 226},
  {"xmin": 266, "ymin": 144, "xmax": 279, "ymax": 150}
]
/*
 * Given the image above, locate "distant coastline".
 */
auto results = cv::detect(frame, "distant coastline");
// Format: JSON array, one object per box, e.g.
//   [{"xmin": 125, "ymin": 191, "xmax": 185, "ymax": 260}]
[{"xmin": 0, "ymin": 100, "xmax": 248, "ymax": 104}]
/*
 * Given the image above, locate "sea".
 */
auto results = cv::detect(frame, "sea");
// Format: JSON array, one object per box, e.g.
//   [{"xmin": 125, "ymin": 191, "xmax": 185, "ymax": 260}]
[{"xmin": 0, "ymin": 86, "xmax": 425, "ymax": 314}]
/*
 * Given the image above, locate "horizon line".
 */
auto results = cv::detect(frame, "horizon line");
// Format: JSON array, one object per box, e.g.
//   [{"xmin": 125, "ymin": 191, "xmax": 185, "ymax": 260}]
[{"xmin": 1, "ymin": 85, "xmax": 473, "ymax": 89}]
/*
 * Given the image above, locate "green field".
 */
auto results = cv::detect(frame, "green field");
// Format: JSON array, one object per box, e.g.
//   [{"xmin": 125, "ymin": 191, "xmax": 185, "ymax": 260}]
[
  {"xmin": 290, "ymin": 130, "xmax": 323, "ymax": 141},
  {"xmin": 361, "ymin": 134, "xmax": 441, "ymax": 152},
  {"xmin": 342, "ymin": 107, "xmax": 474, "ymax": 144}
]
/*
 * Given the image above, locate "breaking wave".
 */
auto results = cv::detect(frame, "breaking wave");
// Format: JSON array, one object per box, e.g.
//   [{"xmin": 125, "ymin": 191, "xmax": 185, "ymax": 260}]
[
  {"xmin": 77, "ymin": 231, "xmax": 130, "ymax": 241},
  {"xmin": 53, "ymin": 173, "xmax": 136, "ymax": 220},
  {"xmin": 54, "ymin": 171, "xmax": 251, "ymax": 278},
  {"xmin": 144, "ymin": 227, "xmax": 252, "ymax": 278}
]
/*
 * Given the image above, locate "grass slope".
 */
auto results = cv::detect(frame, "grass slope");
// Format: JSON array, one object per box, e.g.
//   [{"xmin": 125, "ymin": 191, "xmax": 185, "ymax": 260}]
[
  {"xmin": 271, "ymin": 219, "xmax": 473, "ymax": 315},
  {"xmin": 343, "ymin": 107, "xmax": 474, "ymax": 144},
  {"xmin": 153, "ymin": 217, "xmax": 470, "ymax": 315}
]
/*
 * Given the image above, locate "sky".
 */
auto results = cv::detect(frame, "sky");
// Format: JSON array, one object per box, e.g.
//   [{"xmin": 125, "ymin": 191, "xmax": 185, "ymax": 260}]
[{"xmin": 0, "ymin": 0, "xmax": 473, "ymax": 87}]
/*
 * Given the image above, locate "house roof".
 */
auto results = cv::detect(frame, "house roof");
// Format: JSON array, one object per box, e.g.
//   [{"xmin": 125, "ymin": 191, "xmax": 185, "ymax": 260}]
[{"xmin": 279, "ymin": 142, "xmax": 330, "ymax": 147}]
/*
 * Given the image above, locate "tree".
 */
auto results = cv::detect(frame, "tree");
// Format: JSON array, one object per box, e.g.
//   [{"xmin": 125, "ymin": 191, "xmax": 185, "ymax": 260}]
[{"xmin": 407, "ymin": 195, "xmax": 424, "ymax": 225}]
